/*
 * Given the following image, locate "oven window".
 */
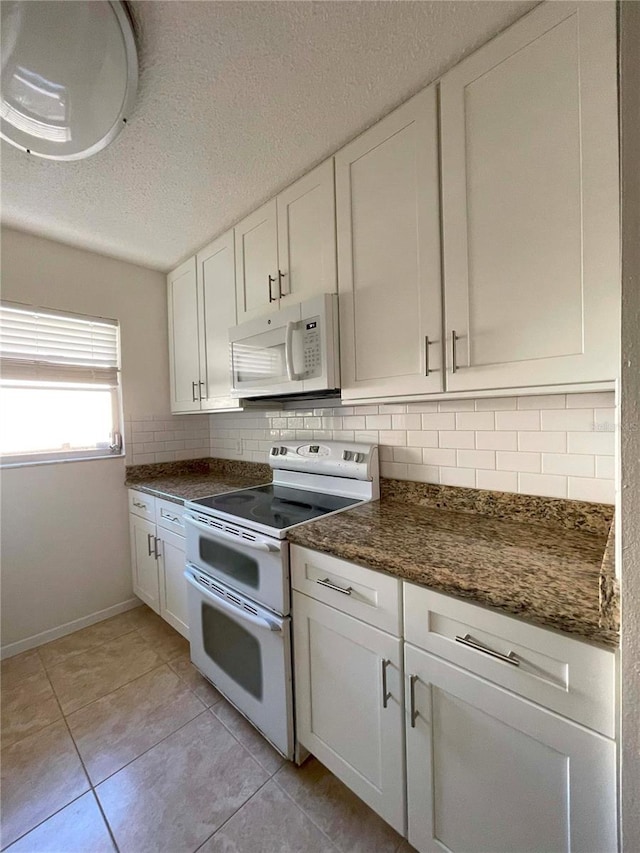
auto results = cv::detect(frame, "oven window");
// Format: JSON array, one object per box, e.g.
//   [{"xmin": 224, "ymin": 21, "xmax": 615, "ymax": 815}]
[
  {"xmin": 199, "ymin": 538, "xmax": 259, "ymax": 588},
  {"xmin": 202, "ymin": 603, "xmax": 263, "ymax": 700}
]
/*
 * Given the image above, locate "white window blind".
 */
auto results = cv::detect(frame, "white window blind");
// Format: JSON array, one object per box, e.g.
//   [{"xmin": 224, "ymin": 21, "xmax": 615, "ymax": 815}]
[{"xmin": 0, "ymin": 302, "xmax": 119, "ymax": 385}]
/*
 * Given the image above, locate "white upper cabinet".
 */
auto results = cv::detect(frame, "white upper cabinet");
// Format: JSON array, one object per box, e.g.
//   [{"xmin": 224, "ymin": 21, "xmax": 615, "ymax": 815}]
[
  {"xmin": 440, "ymin": 1, "xmax": 619, "ymax": 392},
  {"xmin": 235, "ymin": 160, "xmax": 337, "ymax": 324},
  {"xmin": 336, "ymin": 86, "xmax": 443, "ymax": 402},
  {"xmin": 167, "ymin": 257, "xmax": 202, "ymax": 413},
  {"xmin": 197, "ymin": 231, "xmax": 242, "ymax": 411},
  {"xmin": 234, "ymin": 199, "xmax": 279, "ymax": 323},
  {"xmin": 168, "ymin": 230, "xmax": 241, "ymax": 414},
  {"xmin": 276, "ymin": 159, "xmax": 337, "ymax": 304}
]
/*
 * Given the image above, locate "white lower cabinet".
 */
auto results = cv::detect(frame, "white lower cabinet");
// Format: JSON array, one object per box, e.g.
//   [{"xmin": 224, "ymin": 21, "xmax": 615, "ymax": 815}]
[
  {"xmin": 404, "ymin": 644, "xmax": 617, "ymax": 853},
  {"xmin": 128, "ymin": 490, "xmax": 188, "ymax": 639},
  {"xmin": 293, "ymin": 591, "xmax": 406, "ymax": 834},
  {"xmin": 129, "ymin": 513, "xmax": 161, "ymax": 613}
]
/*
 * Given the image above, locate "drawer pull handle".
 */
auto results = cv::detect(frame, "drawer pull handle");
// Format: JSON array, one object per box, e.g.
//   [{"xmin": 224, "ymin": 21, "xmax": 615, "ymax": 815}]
[
  {"xmin": 316, "ymin": 577, "xmax": 353, "ymax": 596},
  {"xmin": 133, "ymin": 500, "xmax": 147, "ymax": 509},
  {"xmin": 409, "ymin": 674, "xmax": 419, "ymax": 728},
  {"xmin": 455, "ymin": 633, "xmax": 520, "ymax": 667},
  {"xmin": 162, "ymin": 511, "xmax": 180, "ymax": 523},
  {"xmin": 381, "ymin": 658, "xmax": 392, "ymax": 709},
  {"xmin": 147, "ymin": 532, "xmax": 154, "ymax": 557}
]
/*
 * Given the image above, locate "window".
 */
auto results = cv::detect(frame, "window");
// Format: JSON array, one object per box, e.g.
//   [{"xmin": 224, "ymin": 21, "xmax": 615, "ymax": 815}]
[{"xmin": 0, "ymin": 301, "xmax": 123, "ymax": 465}]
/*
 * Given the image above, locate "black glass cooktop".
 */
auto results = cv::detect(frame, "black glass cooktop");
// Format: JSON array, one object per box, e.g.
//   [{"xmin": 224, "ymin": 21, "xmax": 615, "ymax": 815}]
[{"xmin": 192, "ymin": 485, "xmax": 360, "ymax": 530}]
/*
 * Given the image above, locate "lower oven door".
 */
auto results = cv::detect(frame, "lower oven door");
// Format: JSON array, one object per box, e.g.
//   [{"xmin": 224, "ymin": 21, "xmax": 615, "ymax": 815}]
[{"xmin": 185, "ymin": 565, "xmax": 294, "ymax": 759}]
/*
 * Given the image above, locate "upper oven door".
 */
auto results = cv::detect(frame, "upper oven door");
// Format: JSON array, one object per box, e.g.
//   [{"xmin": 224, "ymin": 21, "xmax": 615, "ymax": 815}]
[{"xmin": 184, "ymin": 511, "xmax": 290, "ymax": 615}]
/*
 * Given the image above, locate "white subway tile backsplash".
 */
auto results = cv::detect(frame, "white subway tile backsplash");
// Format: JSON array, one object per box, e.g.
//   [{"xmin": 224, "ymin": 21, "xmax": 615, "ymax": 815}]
[
  {"xmin": 518, "ymin": 473, "xmax": 568, "ymax": 498},
  {"xmin": 438, "ymin": 431, "xmax": 475, "ymax": 449},
  {"xmin": 407, "ymin": 430, "xmax": 439, "ymax": 448},
  {"xmin": 568, "ymin": 477, "xmax": 615, "ymax": 504},
  {"xmin": 455, "ymin": 411, "xmax": 495, "ymax": 431},
  {"xmin": 517, "ymin": 431, "xmax": 567, "ymax": 453},
  {"xmin": 421, "ymin": 413, "xmax": 456, "ymax": 430},
  {"xmin": 204, "ymin": 391, "xmax": 616, "ymax": 504},
  {"xmin": 567, "ymin": 431, "xmax": 615, "ymax": 456},
  {"xmin": 440, "ymin": 467, "xmax": 476, "ymax": 487},
  {"xmin": 457, "ymin": 449, "xmax": 496, "ymax": 470},
  {"xmin": 542, "ymin": 453, "xmax": 595, "ymax": 477},
  {"xmin": 476, "ymin": 431, "xmax": 518, "ymax": 451},
  {"xmin": 476, "ymin": 469, "xmax": 519, "ymax": 492},
  {"xmin": 495, "ymin": 411, "xmax": 540, "ymax": 431},
  {"xmin": 540, "ymin": 408, "xmax": 596, "ymax": 432},
  {"xmin": 517, "ymin": 394, "xmax": 566, "ymax": 409},
  {"xmin": 496, "ymin": 451, "xmax": 542, "ymax": 473}
]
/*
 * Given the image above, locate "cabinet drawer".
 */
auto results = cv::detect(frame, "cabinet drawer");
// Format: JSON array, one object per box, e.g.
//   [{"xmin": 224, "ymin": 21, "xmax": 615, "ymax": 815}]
[
  {"xmin": 291, "ymin": 545, "xmax": 401, "ymax": 636},
  {"xmin": 155, "ymin": 497, "xmax": 185, "ymax": 535},
  {"xmin": 128, "ymin": 489, "xmax": 156, "ymax": 521},
  {"xmin": 404, "ymin": 583, "xmax": 616, "ymax": 738}
]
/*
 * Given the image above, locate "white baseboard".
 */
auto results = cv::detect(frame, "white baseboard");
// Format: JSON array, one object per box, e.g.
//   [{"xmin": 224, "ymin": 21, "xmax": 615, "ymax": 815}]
[{"xmin": 0, "ymin": 598, "xmax": 141, "ymax": 660}]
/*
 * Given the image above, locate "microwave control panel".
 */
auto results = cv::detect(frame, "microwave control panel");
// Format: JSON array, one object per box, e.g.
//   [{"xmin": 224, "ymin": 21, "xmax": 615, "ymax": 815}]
[{"xmin": 302, "ymin": 318, "xmax": 321, "ymax": 377}]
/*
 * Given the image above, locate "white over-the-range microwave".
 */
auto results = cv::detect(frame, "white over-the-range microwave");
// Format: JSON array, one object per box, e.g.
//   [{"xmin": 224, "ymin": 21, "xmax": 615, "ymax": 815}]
[{"xmin": 229, "ymin": 293, "xmax": 339, "ymax": 399}]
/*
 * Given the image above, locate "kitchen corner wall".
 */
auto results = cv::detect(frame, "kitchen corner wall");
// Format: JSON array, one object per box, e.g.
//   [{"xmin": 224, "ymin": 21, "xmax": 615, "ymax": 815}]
[{"xmin": 210, "ymin": 391, "xmax": 616, "ymax": 504}]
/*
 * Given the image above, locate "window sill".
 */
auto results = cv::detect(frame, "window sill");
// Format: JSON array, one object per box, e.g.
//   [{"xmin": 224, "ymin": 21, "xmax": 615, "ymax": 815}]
[{"xmin": 0, "ymin": 453, "xmax": 126, "ymax": 470}]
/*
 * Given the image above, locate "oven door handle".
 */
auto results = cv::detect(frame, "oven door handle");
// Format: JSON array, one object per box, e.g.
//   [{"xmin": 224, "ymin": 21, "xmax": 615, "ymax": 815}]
[
  {"xmin": 184, "ymin": 515, "xmax": 276, "ymax": 552},
  {"xmin": 184, "ymin": 571, "xmax": 282, "ymax": 632}
]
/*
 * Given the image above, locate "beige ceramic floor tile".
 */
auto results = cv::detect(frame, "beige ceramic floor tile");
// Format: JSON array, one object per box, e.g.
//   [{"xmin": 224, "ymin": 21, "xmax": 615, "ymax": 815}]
[
  {"xmin": 4, "ymin": 792, "xmax": 115, "ymax": 853},
  {"xmin": 1, "ymin": 651, "xmax": 62, "ymax": 748},
  {"xmin": 168, "ymin": 652, "xmax": 223, "ymax": 707},
  {"xmin": 67, "ymin": 664, "xmax": 204, "ymax": 784},
  {"xmin": 211, "ymin": 699, "xmax": 285, "ymax": 776},
  {"xmin": 201, "ymin": 779, "xmax": 338, "ymax": 853},
  {"xmin": 0, "ymin": 720, "xmax": 89, "ymax": 848},
  {"xmin": 47, "ymin": 631, "xmax": 163, "ymax": 715},
  {"xmin": 38, "ymin": 609, "xmax": 150, "ymax": 670},
  {"xmin": 136, "ymin": 618, "xmax": 190, "ymax": 662},
  {"xmin": 96, "ymin": 712, "xmax": 269, "ymax": 853},
  {"xmin": 275, "ymin": 757, "xmax": 404, "ymax": 853}
]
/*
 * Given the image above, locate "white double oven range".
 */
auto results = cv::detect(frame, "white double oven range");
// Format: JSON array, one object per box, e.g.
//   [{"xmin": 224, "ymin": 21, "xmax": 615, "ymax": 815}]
[{"xmin": 184, "ymin": 440, "xmax": 380, "ymax": 759}]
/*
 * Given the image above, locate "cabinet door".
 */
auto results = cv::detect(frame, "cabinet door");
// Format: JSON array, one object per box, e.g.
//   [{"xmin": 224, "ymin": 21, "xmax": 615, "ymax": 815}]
[
  {"xmin": 157, "ymin": 527, "xmax": 188, "ymax": 640},
  {"xmin": 167, "ymin": 256, "xmax": 202, "ymax": 412},
  {"xmin": 405, "ymin": 644, "xmax": 617, "ymax": 853},
  {"xmin": 129, "ymin": 515, "xmax": 160, "ymax": 614},
  {"xmin": 197, "ymin": 231, "xmax": 242, "ymax": 412},
  {"xmin": 293, "ymin": 592, "xmax": 405, "ymax": 833},
  {"xmin": 441, "ymin": 1, "xmax": 619, "ymax": 391},
  {"xmin": 235, "ymin": 199, "xmax": 279, "ymax": 323},
  {"xmin": 336, "ymin": 85, "xmax": 443, "ymax": 401},
  {"xmin": 276, "ymin": 159, "xmax": 336, "ymax": 304}
]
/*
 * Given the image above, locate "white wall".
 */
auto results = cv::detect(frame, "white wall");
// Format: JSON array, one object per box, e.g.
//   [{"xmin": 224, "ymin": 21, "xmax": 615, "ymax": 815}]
[
  {"xmin": 0, "ymin": 228, "xmax": 169, "ymax": 653},
  {"xmin": 620, "ymin": 4, "xmax": 640, "ymax": 849},
  {"xmin": 210, "ymin": 392, "xmax": 616, "ymax": 504}
]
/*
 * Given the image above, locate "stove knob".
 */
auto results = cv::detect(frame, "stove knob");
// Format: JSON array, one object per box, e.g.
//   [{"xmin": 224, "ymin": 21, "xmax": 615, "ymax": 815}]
[
  {"xmin": 270, "ymin": 447, "xmax": 279, "ymax": 456},
  {"xmin": 342, "ymin": 450, "xmax": 353, "ymax": 461},
  {"xmin": 354, "ymin": 452, "xmax": 363, "ymax": 463},
  {"xmin": 279, "ymin": 446, "xmax": 287, "ymax": 455}
]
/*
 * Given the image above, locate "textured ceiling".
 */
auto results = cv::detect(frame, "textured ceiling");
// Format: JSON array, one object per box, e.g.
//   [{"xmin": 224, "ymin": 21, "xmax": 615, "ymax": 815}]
[{"xmin": 1, "ymin": 0, "xmax": 538, "ymax": 272}]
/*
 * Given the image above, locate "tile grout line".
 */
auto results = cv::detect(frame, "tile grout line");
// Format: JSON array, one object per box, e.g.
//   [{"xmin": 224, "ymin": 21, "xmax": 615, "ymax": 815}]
[
  {"xmin": 268, "ymin": 769, "xmax": 343, "ymax": 852},
  {"xmin": 192, "ymin": 775, "xmax": 275, "ymax": 853}
]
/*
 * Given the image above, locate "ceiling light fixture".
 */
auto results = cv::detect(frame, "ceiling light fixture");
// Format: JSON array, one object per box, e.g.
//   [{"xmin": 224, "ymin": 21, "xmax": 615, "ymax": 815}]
[{"xmin": 0, "ymin": 0, "xmax": 138, "ymax": 161}]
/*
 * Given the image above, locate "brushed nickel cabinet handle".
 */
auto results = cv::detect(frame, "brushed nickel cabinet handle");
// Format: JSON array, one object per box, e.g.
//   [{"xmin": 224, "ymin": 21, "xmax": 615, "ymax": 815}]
[
  {"xmin": 451, "ymin": 330, "xmax": 458, "ymax": 374},
  {"xmin": 409, "ymin": 674, "xmax": 419, "ymax": 728},
  {"xmin": 381, "ymin": 659, "xmax": 392, "ymax": 709},
  {"xmin": 278, "ymin": 269, "xmax": 286, "ymax": 298},
  {"xmin": 133, "ymin": 500, "xmax": 147, "ymax": 509},
  {"xmin": 147, "ymin": 533, "xmax": 154, "ymax": 557},
  {"xmin": 425, "ymin": 336, "xmax": 431, "ymax": 376},
  {"xmin": 199, "ymin": 380, "xmax": 206, "ymax": 401},
  {"xmin": 316, "ymin": 577, "xmax": 353, "ymax": 596},
  {"xmin": 455, "ymin": 633, "xmax": 520, "ymax": 667},
  {"xmin": 268, "ymin": 275, "xmax": 277, "ymax": 303},
  {"xmin": 192, "ymin": 381, "xmax": 198, "ymax": 402},
  {"xmin": 154, "ymin": 537, "xmax": 161, "ymax": 560}
]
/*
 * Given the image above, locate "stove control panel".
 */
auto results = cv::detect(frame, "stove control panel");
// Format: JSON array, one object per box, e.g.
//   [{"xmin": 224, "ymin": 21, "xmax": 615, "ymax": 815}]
[{"xmin": 269, "ymin": 440, "xmax": 378, "ymax": 482}]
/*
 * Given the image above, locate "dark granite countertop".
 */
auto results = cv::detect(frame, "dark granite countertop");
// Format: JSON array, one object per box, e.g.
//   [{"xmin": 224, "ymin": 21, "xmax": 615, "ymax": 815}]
[
  {"xmin": 125, "ymin": 458, "xmax": 271, "ymax": 504},
  {"xmin": 125, "ymin": 459, "xmax": 618, "ymax": 648},
  {"xmin": 288, "ymin": 481, "xmax": 617, "ymax": 648}
]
